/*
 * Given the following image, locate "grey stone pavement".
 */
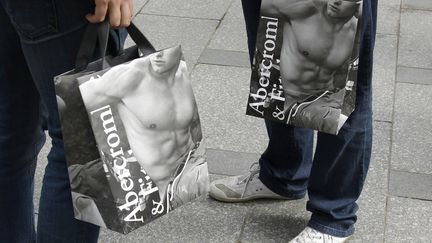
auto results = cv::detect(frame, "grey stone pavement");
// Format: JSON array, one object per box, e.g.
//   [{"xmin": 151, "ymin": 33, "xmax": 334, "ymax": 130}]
[{"xmin": 34, "ymin": 0, "xmax": 432, "ymax": 242}]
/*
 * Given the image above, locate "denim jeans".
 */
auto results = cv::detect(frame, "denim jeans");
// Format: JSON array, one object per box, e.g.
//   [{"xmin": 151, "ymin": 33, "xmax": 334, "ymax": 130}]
[
  {"xmin": 0, "ymin": 0, "xmax": 125, "ymax": 242},
  {"xmin": 241, "ymin": 0, "xmax": 377, "ymax": 238}
]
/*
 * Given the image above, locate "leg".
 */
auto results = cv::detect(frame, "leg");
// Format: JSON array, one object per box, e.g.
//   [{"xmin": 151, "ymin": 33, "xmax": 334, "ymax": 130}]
[
  {"xmin": 0, "ymin": 0, "xmax": 101, "ymax": 242},
  {"xmin": 259, "ymin": 122, "xmax": 314, "ymax": 198},
  {"xmin": 209, "ymin": 0, "xmax": 314, "ymax": 202},
  {"xmin": 241, "ymin": 0, "xmax": 315, "ymax": 198},
  {"xmin": 24, "ymin": 32, "xmax": 101, "ymax": 242},
  {"xmin": 305, "ymin": 0, "xmax": 377, "ymax": 237},
  {"xmin": 0, "ymin": 5, "xmax": 44, "ymax": 242}
]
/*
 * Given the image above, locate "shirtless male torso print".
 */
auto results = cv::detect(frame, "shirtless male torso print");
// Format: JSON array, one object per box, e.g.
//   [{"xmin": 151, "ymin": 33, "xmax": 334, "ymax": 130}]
[
  {"xmin": 259, "ymin": 0, "xmax": 362, "ymax": 132},
  {"xmin": 80, "ymin": 46, "xmax": 203, "ymax": 204}
]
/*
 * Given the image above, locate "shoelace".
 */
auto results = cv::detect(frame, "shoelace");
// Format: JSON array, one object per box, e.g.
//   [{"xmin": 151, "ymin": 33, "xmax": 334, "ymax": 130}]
[
  {"xmin": 239, "ymin": 162, "xmax": 260, "ymax": 198},
  {"xmin": 166, "ymin": 150, "xmax": 194, "ymax": 213},
  {"xmin": 286, "ymin": 91, "xmax": 330, "ymax": 125}
]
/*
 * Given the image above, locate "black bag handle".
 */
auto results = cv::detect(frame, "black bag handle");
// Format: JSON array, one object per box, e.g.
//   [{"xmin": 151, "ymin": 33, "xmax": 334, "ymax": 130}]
[
  {"xmin": 75, "ymin": 23, "xmax": 101, "ymax": 72},
  {"xmin": 75, "ymin": 20, "xmax": 156, "ymax": 72},
  {"xmin": 126, "ymin": 22, "xmax": 155, "ymax": 57}
]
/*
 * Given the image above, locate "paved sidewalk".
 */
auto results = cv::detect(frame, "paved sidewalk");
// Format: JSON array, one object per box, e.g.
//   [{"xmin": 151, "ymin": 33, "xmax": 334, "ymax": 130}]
[{"xmin": 35, "ymin": 0, "xmax": 432, "ymax": 242}]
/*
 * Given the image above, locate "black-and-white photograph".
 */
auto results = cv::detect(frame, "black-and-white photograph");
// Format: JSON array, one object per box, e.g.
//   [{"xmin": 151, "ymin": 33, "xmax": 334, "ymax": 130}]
[
  {"xmin": 55, "ymin": 72, "xmax": 126, "ymax": 232},
  {"xmin": 247, "ymin": 0, "xmax": 363, "ymax": 134},
  {"xmin": 77, "ymin": 46, "xmax": 209, "ymax": 233}
]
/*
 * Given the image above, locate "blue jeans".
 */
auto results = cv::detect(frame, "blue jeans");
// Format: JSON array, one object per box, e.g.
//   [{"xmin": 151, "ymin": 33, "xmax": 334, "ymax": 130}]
[
  {"xmin": 0, "ymin": 1, "xmax": 125, "ymax": 242},
  {"xmin": 242, "ymin": 0, "xmax": 377, "ymax": 238}
]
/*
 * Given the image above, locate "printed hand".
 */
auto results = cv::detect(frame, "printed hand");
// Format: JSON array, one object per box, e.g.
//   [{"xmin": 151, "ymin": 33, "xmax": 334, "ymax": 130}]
[{"xmin": 86, "ymin": 0, "xmax": 133, "ymax": 28}]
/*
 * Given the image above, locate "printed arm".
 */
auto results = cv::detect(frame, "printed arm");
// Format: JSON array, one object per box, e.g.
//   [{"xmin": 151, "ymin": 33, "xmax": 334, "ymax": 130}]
[
  {"xmin": 178, "ymin": 61, "xmax": 203, "ymax": 145},
  {"xmin": 190, "ymin": 101, "xmax": 202, "ymax": 145},
  {"xmin": 79, "ymin": 64, "xmax": 143, "ymax": 110},
  {"xmin": 260, "ymin": 0, "xmax": 318, "ymax": 19}
]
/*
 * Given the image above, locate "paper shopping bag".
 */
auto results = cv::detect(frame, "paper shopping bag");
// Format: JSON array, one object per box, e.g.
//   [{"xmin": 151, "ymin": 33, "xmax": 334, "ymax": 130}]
[
  {"xmin": 246, "ymin": 0, "xmax": 363, "ymax": 134},
  {"xmin": 54, "ymin": 21, "xmax": 209, "ymax": 234}
]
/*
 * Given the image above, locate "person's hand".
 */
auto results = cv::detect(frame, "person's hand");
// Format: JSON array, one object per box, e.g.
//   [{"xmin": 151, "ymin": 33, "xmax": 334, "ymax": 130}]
[{"xmin": 86, "ymin": 0, "xmax": 133, "ymax": 28}]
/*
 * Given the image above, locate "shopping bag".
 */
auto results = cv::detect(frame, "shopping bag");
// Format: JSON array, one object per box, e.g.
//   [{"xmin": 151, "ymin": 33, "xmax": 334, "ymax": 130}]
[
  {"xmin": 246, "ymin": 0, "xmax": 363, "ymax": 134},
  {"xmin": 54, "ymin": 21, "xmax": 209, "ymax": 234}
]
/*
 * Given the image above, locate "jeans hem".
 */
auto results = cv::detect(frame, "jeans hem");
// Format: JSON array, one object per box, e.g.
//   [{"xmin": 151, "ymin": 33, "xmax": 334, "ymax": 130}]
[{"xmin": 308, "ymin": 219, "xmax": 355, "ymax": 238}]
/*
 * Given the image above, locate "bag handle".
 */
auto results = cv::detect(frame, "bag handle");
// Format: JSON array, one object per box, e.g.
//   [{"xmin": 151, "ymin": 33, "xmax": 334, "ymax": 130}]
[
  {"xmin": 75, "ymin": 20, "xmax": 156, "ymax": 72},
  {"xmin": 126, "ymin": 22, "xmax": 155, "ymax": 57}
]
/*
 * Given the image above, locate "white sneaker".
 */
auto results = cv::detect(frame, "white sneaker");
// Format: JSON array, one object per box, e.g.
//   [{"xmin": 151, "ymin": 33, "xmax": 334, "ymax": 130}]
[
  {"xmin": 209, "ymin": 163, "xmax": 295, "ymax": 202},
  {"xmin": 289, "ymin": 227, "xmax": 350, "ymax": 243}
]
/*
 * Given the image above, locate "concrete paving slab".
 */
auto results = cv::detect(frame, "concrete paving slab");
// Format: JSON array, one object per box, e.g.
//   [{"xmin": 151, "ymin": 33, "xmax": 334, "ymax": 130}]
[
  {"xmin": 133, "ymin": 0, "xmax": 149, "ymax": 16},
  {"xmin": 208, "ymin": 0, "xmax": 249, "ymax": 52},
  {"xmin": 377, "ymin": 5, "xmax": 401, "ymax": 35},
  {"xmin": 372, "ymin": 34, "xmax": 398, "ymax": 122},
  {"xmin": 389, "ymin": 170, "xmax": 432, "ymax": 200},
  {"xmin": 398, "ymin": 9, "xmax": 432, "ymax": 69},
  {"xmin": 371, "ymin": 122, "xmax": 393, "ymax": 175},
  {"xmin": 240, "ymin": 199, "xmax": 310, "ymax": 243},
  {"xmin": 402, "ymin": 0, "xmax": 432, "ymax": 11},
  {"xmin": 99, "ymin": 175, "xmax": 247, "ymax": 243},
  {"xmin": 392, "ymin": 83, "xmax": 432, "ymax": 174},
  {"xmin": 206, "ymin": 149, "xmax": 260, "ymax": 176},
  {"xmin": 397, "ymin": 66, "xmax": 432, "ymax": 85},
  {"xmin": 353, "ymin": 189, "xmax": 387, "ymax": 243},
  {"xmin": 130, "ymin": 14, "xmax": 219, "ymax": 68},
  {"xmin": 198, "ymin": 49, "xmax": 250, "ymax": 68},
  {"xmin": 379, "ymin": 0, "xmax": 401, "ymax": 6},
  {"xmin": 385, "ymin": 197, "xmax": 432, "ymax": 243},
  {"xmin": 191, "ymin": 64, "xmax": 268, "ymax": 154},
  {"xmin": 142, "ymin": 0, "xmax": 233, "ymax": 20},
  {"xmin": 350, "ymin": 122, "xmax": 391, "ymax": 243}
]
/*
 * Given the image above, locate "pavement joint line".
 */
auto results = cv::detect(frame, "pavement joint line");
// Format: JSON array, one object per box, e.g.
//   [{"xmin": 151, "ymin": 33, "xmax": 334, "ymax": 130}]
[
  {"xmin": 207, "ymin": 147, "xmax": 261, "ymax": 156},
  {"xmin": 196, "ymin": 0, "xmax": 235, "ymax": 71},
  {"xmin": 214, "ymin": 0, "xmax": 234, "ymax": 30},
  {"xmin": 134, "ymin": 0, "xmax": 151, "ymax": 17},
  {"xmin": 202, "ymin": 48, "xmax": 249, "ymax": 55},
  {"xmin": 397, "ymin": 64, "xmax": 432, "ymax": 71},
  {"xmin": 383, "ymin": 0, "xmax": 403, "ymax": 239},
  {"xmin": 395, "ymin": 81, "xmax": 432, "ymax": 85},
  {"xmin": 391, "ymin": 195, "xmax": 432, "ymax": 202},
  {"xmin": 376, "ymin": 33, "xmax": 397, "ymax": 37},
  {"xmin": 237, "ymin": 206, "xmax": 253, "ymax": 243},
  {"xmin": 401, "ymin": 7, "xmax": 432, "ymax": 12},
  {"xmin": 376, "ymin": 33, "xmax": 397, "ymax": 36},
  {"xmin": 373, "ymin": 120, "xmax": 393, "ymax": 124},
  {"xmin": 197, "ymin": 62, "xmax": 250, "ymax": 68},
  {"xmin": 390, "ymin": 168, "xmax": 432, "ymax": 176},
  {"xmin": 402, "ymin": 8, "xmax": 432, "ymax": 12},
  {"xmin": 400, "ymin": 8, "xmax": 432, "ymax": 14},
  {"xmin": 136, "ymin": 12, "xmax": 222, "ymax": 21}
]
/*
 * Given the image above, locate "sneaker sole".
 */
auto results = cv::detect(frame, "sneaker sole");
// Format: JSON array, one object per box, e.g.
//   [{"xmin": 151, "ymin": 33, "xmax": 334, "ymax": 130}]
[{"xmin": 209, "ymin": 185, "xmax": 296, "ymax": 203}]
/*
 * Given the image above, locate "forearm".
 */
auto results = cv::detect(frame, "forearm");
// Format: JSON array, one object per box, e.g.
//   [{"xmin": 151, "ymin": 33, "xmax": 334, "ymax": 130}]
[
  {"xmin": 190, "ymin": 102, "xmax": 202, "ymax": 144},
  {"xmin": 190, "ymin": 122, "xmax": 202, "ymax": 145}
]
